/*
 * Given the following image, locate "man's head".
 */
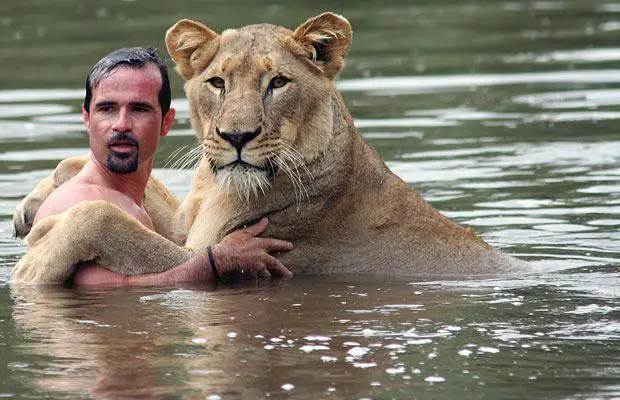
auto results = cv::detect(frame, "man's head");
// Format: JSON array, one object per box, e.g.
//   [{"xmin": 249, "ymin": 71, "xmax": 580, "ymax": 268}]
[
  {"xmin": 84, "ymin": 47, "xmax": 171, "ymax": 117},
  {"xmin": 82, "ymin": 47, "xmax": 176, "ymax": 175}
]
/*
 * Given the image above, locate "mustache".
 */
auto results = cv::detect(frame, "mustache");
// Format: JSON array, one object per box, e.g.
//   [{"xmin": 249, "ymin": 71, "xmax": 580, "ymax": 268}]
[{"xmin": 107, "ymin": 132, "xmax": 139, "ymax": 148}]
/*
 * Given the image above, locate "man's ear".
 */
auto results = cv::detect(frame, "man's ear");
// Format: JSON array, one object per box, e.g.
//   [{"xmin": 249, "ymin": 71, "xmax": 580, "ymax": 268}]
[
  {"xmin": 292, "ymin": 12, "xmax": 352, "ymax": 79},
  {"xmin": 166, "ymin": 19, "xmax": 220, "ymax": 80},
  {"xmin": 82, "ymin": 105, "xmax": 90, "ymax": 130},
  {"xmin": 160, "ymin": 108, "xmax": 176, "ymax": 137}
]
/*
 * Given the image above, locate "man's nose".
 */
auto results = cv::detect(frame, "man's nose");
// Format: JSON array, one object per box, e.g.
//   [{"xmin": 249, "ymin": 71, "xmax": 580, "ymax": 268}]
[{"xmin": 111, "ymin": 109, "xmax": 131, "ymax": 132}]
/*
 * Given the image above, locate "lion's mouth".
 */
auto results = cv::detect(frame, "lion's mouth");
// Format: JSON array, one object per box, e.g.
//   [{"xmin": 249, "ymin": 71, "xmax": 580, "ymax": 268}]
[{"xmin": 212, "ymin": 159, "xmax": 278, "ymax": 177}]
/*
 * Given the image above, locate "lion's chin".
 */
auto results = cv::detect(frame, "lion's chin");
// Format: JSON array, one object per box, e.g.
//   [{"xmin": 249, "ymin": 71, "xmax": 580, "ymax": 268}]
[{"xmin": 215, "ymin": 165, "xmax": 272, "ymax": 201}]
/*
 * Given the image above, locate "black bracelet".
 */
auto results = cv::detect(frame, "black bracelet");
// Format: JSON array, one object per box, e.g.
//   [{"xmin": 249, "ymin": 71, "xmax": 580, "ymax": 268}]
[{"xmin": 207, "ymin": 245, "xmax": 220, "ymax": 280}]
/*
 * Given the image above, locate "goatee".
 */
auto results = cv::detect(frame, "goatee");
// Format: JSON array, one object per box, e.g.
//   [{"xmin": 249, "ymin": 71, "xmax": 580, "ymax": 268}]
[{"xmin": 106, "ymin": 132, "xmax": 139, "ymax": 174}]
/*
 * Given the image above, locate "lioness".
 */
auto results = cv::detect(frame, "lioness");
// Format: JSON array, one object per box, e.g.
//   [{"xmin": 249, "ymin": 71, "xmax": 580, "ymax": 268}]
[{"xmin": 11, "ymin": 12, "xmax": 530, "ymax": 284}]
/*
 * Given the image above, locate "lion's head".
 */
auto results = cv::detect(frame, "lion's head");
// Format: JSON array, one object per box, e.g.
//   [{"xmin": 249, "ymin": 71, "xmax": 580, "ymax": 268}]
[{"xmin": 165, "ymin": 12, "xmax": 352, "ymax": 200}]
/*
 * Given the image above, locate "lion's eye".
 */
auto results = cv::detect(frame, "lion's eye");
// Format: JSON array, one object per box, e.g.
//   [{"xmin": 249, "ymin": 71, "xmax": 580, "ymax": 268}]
[
  {"xmin": 270, "ymin": 76, "xmax": 291, "ymax": 89},
  {"xmin": 206, "ymin": 77, "xmax": 225, "ymax": 89}
]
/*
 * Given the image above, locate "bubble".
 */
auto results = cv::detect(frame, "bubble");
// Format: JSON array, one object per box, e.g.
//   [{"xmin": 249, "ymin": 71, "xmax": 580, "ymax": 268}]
[
  {"xmin": 347, "ymin": 347, "xmax": 370, "ymax": 357},
  {"xmin": 424, "ymin": 376, "xmax": 446, "ymax": 383}
]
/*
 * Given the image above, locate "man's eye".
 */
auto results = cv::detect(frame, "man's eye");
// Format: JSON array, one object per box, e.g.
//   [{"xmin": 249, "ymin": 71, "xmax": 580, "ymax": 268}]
[
  {"xmin": 132, "ymin": 106, "xmax": 149, "ymax": 113},
  {"xmin": 270, "ymin": 76, "xmax": 291, "ymax": 89},
  {"xmin": 98, "ymin": 106, "xmax": 114, "ymax": 112},
  {"xmin": 206, "ymin": 77, "xmax": 225, "ymax": 89}
]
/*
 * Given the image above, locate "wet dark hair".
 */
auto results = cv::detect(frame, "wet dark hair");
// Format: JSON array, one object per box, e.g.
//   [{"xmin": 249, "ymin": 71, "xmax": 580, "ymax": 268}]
[{"xmin": 83, "ymin": 47, "xmax": 171, "ymax": 117}]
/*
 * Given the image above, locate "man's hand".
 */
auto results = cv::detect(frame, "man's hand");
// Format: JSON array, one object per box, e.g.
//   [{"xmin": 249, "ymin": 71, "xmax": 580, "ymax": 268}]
[{"xmin": 211, "ymin": 217, "xmax": 293, "ymax": 279}]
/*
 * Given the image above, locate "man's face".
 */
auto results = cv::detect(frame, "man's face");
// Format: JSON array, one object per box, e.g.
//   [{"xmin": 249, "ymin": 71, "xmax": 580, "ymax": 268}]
[{"xmin": 82, "ymin": 64, "xmax": 175, "ymax": 174}]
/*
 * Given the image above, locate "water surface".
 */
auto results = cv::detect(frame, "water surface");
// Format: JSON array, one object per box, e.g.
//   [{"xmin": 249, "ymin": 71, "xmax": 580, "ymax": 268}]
[{"xmin": 0, "ymin": 1, "xmax": 618, "ymax": 398}]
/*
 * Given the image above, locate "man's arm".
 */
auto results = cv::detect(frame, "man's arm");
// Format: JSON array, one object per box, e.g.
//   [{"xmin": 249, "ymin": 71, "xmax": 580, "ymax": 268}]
[
  {"xmin": 70, "ymin": 217, "xmax": 293, "ymax": 287},
  {"xmin": 20, "ymin": 180, "xmax": 293, "ymax": 286}
]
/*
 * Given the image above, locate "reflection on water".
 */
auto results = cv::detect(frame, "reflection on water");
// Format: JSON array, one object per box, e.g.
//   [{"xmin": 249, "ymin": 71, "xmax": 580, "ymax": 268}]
[
  {"xmin": 0, "ymin": 0, "xmax": 619, "ymax": 398},
  {"xmin": 6, "ymin": 277, "xmax": 620, "ymax": 399},
  {"xmin": 4, "ymin": 277, "xmax": 620, "ymax": 399}
]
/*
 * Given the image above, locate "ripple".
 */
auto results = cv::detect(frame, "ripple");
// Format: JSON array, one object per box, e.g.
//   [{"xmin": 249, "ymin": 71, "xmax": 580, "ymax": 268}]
[
  {"xmin": 599, "ymin": 21, "xmax": 620, "ymax": 31},
  {"xmin": 33, "ymin": 113, "xmax": 84, "ymax": 123},
  {"xmin": 526, "ymin": 111, "xmax": 620, "ymax": 122},
  {"xmin": 388, "ymin": 159, "xmax": 504, "ymax": 183},
  {"xmin": 578, "ymin": 184, "xmax": 620, "ymax": 194},
  {"xmin": 462, "ymin": 217, "xmax": 565, "ymax": 227},
  {"xmin": 337, "ymin": 70, "xmax": 620, "ymax": 95},
  {"xmin": 587, "ymin": 219, "xmax": 620, "ymax": 226},
  {"xmin": 477, "ymin": 346, "xmax": 500, "ymax": 354},
  {"xmin": 513, "ymin": 89, "xmax": 620, "ymax": 109},
  {"xmin": 424, "ymin": 376, "xmax": 446, "ymax": 383},
  {"xmin": 0, "ymin": 104, "xmax": 72, "ymax": 118},
  {"xmin": 406, "ymin": 108, "xmax": 525, "ymax": 121},
  {"xmin": 0, "ymin": 169, "xmax": 55, "ymax": 198},
  {"xmin": 0, "ymin": 148, "xmax": 88, "ymax": 162},
  {"xmin": 347, "ymin": 347, "xmax": 370, "ymax": 357},
  {"xmin": 0, "ymin": 120, "xmax": 85, "ymax": 140},
  {"xmin": 0, "ymin": 89, "xmax": 83, "ymax": 103},
  {"xmin": 361, "ymin": 131, "xmax": 423, "ymax": 139},
  {"xmin": 534, "ymin": 224, "xmax": 597, "ymax": 232},
  {"xmin": 503, "ymin": 48, "xmax": 620, "ymax": 64},
  {"xmin": 566, "ymin": 304, "xmax": 619, "ymax": 315},
  {"xmin": 354, "ymin": 117, "xmax": 458, "ymax": 128},
  {"xmin": 476, "ymin": 199, "xmax": 556, "ymax": 209},
  {"xmin": 299, "ymin": 344, "xmax": 330, "ymax": 353},
  {"xmin": 548, "ymin": 321, "xmax": 620, "ymax": 340}
]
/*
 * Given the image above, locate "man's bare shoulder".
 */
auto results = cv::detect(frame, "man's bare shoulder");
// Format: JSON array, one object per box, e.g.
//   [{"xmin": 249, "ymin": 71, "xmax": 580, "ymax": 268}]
[
  {"xmin": 33, "ymin": 181, "xmax": 106, "ymax": 224},
  {"xmin": 33, "ymin": 178, "xmax": 154, "ymax": 229}
]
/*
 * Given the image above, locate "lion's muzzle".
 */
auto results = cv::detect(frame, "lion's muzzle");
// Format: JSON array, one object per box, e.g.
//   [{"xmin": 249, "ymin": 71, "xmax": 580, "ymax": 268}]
[{"xmin": 216, "ymin": 126, "xmax": 262, "ymax": 153}]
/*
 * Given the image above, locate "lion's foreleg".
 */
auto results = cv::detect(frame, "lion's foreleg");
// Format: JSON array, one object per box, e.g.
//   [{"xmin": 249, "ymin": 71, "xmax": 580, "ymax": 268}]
[
  {"xmin": 12, "ymin": 174, "xmax": 55, "ymax": 239},
  {"xmin": 13, "ymin": 155, "xmax": 89, "ymax": 238},
  {"xmin": 90, "ymin": 201, "xmax": 193, "ymax": 275},
  {"xmin": 143, "ymin": 177, "xmax": 183, "ymax": 243},
  {"xmin": 11, "ymin": 200, "xmax": 193, "ymax": 285}
]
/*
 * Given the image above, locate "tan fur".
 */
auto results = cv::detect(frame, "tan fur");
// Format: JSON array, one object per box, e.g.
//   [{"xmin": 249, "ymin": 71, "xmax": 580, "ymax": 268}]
[
  {"xmin": 12, "ymin": 155, "xmax": 89, "ymax": 238},
  {"xmin": 11, "ymin": 13, "xmax": 529, "ymax": 284}
]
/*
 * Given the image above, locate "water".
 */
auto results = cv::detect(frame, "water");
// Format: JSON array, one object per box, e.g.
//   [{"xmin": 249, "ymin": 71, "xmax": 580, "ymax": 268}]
[{"xmin": 0, "ymin": 0, "xmax": 619, "ymax": 398}]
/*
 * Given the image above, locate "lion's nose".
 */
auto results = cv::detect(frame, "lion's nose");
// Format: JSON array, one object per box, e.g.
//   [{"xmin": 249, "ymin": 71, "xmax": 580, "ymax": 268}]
[{"xmin": 216, "ymin": 127, "xmax": 262, "ymax": 152}]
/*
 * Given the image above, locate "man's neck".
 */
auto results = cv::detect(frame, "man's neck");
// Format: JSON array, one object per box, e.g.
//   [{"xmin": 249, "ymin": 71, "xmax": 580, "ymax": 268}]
[{"xmin": 80, "ymin": 155, "xmax": 152, "ymax": 205}]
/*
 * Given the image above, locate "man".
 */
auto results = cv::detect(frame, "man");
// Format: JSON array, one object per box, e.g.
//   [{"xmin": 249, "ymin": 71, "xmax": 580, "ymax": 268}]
[{"xmin": 32, "ymin": 47, "xmax": 293, "ymax": 286}]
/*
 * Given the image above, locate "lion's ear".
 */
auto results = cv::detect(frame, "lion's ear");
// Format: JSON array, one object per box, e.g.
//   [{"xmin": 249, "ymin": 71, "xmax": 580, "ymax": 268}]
[
  {"xmin": 292, "ymin": 12, "xmax": 352, "ymax": 78},
  {"xmin": 165, "ymin": 19, "xmax": 220, "ymax": 80}
]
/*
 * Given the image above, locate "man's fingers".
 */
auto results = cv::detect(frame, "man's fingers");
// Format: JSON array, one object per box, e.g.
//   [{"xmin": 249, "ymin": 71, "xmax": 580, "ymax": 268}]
[
  {"xmin": 265, "ymin": 257, "xmax": 293, "ymax": 278},
  {"xmin": 261, "ymin": 238, "xmax": 294, "ymax": 252},
  {"xmin": 258, "ymin": 265, "xmax": 271, "ymax": 279},
  {"xmin": 242, "ymin": 217, "xmax": 269, "ymax": 236}
]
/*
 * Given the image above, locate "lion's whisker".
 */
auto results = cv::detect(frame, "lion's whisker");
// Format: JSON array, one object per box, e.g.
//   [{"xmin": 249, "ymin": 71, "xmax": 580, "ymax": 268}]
[
  {"xmin": 163, "ymin": 145, "xmax": 188, "ymax": 169},
  {"xmin": 278, "ymin": 148, "xmax": 310, "ymax": 202},
  {"xmin": 186, "ymin": 146, "xmax": 205, "ymax": 169},
  {"xmin": 274, "ymin": 151, "xmax": 310, "ymax": 211},
  {"xmin": 168, "ymin": 147, "xmax": 195, "ymax": 170},
  {"xmin": 279, "ymin": 142, "xmax": 314, "ymax": 180},
  {"xmin": 278, "ymin": 154, "xmax": 304, "ymax": 200},
  {"xmin": 184, "ymin": 147, "xmax": 204, "ymax": 170},
  {"xmin": 274, "ymin": 155, "xmax": 301, "ymax": 206},
  {"xmin": 169, "ymin": 145, "xmax": 203, "ymax": 171},
  {"xmin": 216, "ymin": 166, "xmax": 271, "ymax": 203}
]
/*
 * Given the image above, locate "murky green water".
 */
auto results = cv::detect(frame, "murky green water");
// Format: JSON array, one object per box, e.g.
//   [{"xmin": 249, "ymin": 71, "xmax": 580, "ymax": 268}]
[{"xmin": 0, "ymin": 0, "xmax": 619, "ymax": 398}]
